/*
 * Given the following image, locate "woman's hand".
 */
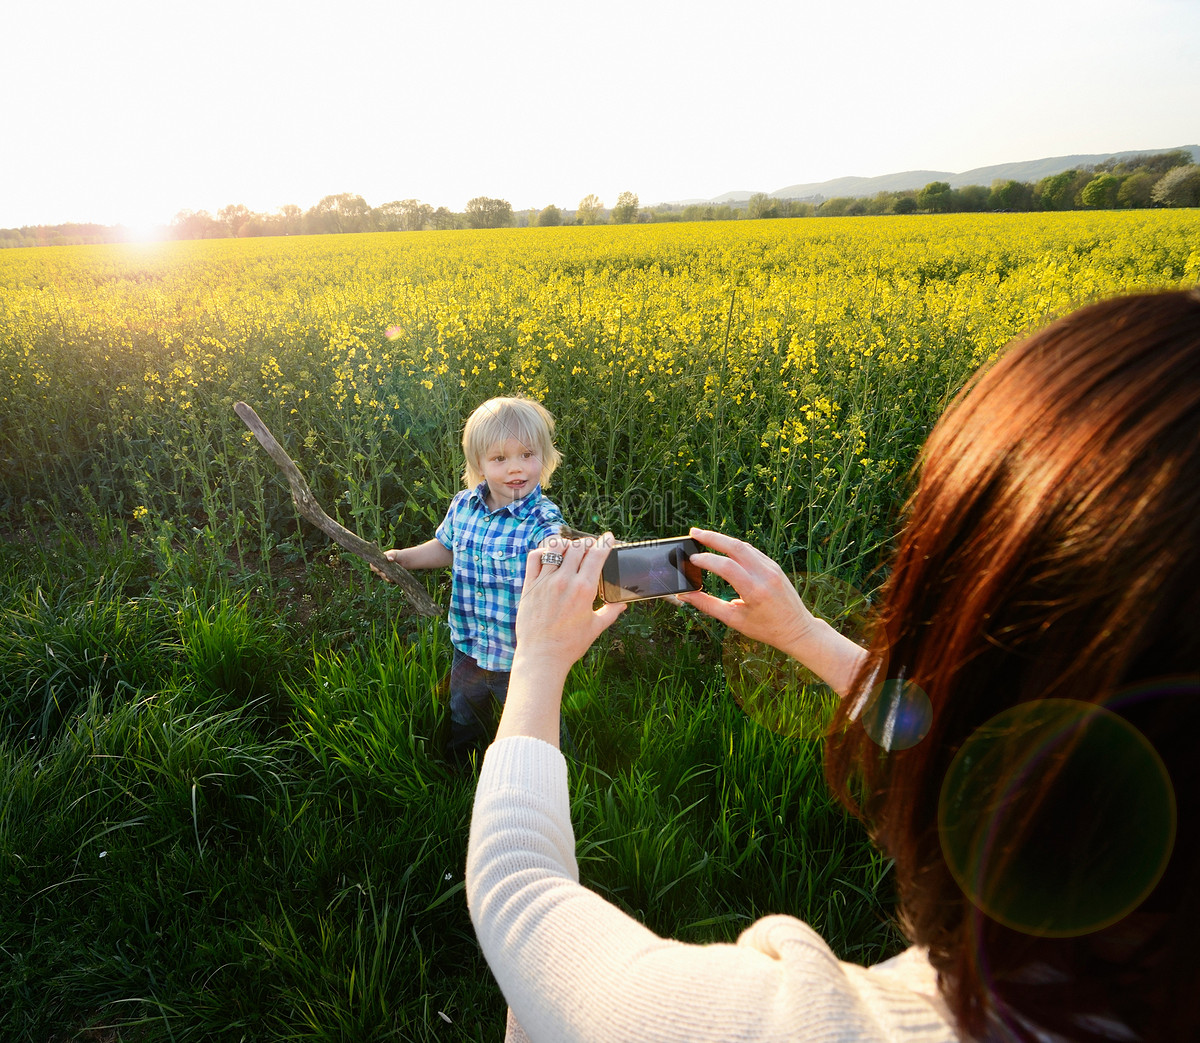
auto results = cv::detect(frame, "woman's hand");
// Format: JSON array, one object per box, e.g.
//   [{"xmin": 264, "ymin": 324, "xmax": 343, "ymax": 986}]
[
  {"xmin": 677, "ymin": 527, "xmax": 867, "ymax": 697},
  {"xmin": 677, "ymin": 527, "xmax": 817, "ymax": 656},
  {"xmin": 515, "ymin": 535, "xmax": 627, "ymax": 673},
  {"xmin": 496, "ymin": 535, "xmax": 627, "ymax": 745}
]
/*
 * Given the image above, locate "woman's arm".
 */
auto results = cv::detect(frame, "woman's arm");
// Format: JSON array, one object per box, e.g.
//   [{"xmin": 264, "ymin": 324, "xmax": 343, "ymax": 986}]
[
  {"xmin": 468, "ymin": 737, "xmax": 888, "ymax": 1043},
  {"xmin": 677, "ymin": 527, "xmax": 867, "ymax": 698},
  {"xmin": 494, "ymin": 535, "xmax": 625, "ymax": 746},
  {"xmin": 467, "ymin": 536, "xmax": 923, "ymax": 1043}
]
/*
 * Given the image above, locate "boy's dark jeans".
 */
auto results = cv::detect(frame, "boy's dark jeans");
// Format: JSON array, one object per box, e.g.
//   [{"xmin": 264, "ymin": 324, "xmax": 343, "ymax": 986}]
[
  {"xmin": 446, "ymin": 649, "xmax": 510, "ymax": 761},
  {"xmin": 445, "ymin": 648, "xmax": 572, "ymax": 763}
]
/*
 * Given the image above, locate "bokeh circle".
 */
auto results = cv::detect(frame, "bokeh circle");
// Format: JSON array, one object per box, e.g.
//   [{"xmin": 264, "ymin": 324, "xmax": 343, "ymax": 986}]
[
  {"xmin": 938, "ymin": 698, "xmax": 1176, "ymax": 938},
  {"xmin": 723, "ymin": 572, "xmax": 870, "ymax": 741},
  {"xmin": 859, "ymin": 677, "xmax": 933, "ymax": 751}
]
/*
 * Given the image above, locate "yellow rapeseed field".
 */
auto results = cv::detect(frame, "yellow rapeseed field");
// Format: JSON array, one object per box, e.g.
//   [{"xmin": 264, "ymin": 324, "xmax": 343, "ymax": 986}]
[{"xmin": 2, "ymin": 211, "xmax": 1197, "ymax": 577}]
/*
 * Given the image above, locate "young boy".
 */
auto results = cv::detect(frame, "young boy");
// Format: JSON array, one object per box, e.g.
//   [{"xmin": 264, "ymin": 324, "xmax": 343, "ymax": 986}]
[{"xmin": 375, "ymin": 396, "xmax": 566, "ymax": 763}]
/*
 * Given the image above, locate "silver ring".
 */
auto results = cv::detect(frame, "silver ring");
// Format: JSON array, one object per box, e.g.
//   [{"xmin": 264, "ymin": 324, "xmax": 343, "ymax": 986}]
[{"xmin": 541, "ymin": 551, "xmax": 564, "ymax": 567}]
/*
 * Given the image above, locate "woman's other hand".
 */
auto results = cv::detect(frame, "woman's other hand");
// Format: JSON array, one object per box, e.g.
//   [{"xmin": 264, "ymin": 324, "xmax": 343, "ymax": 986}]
[
  {"xmin": 677, "ymin": 527, "xmax": 817, "ymax": 655},
  {"xmin": 678, "ymin": 527, "xmax": 867, "ymax": 697}
]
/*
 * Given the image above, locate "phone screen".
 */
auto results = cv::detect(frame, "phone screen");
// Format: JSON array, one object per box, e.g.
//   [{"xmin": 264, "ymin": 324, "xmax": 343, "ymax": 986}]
[{"xmin": 599, "ymin": 537, "xmax": 703, "ymax": 603}]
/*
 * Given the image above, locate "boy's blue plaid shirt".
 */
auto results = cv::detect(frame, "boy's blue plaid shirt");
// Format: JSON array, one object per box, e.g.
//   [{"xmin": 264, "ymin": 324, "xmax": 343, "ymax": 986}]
[{"xmin": 435, "ymin": 482, "xmax": 564, "ymax": 671}]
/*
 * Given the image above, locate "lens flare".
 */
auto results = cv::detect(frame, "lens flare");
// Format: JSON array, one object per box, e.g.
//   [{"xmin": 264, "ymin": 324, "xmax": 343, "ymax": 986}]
[
  {"xmin": 938, "ymin": 699, "xmax": 1176, "ymax": 938},
  {"xmin": 859, "ymin": 677, "xmax": 932, "ymax": 751},
  {"xmin": 723, "ymin": 572, "xmax": 869, "ymax": 740}
]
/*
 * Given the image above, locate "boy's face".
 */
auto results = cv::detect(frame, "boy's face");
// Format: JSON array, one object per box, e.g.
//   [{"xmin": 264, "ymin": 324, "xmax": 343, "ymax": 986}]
[{"xmin": 479, "ymin": 437, "xmax": 543, "ymax": 506}]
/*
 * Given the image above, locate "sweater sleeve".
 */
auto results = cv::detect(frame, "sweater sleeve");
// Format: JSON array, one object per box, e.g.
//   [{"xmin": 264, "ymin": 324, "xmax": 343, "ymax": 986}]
[{"xmin": 466, "ymin": 736, "xmax": 952, "ymax": 1043}]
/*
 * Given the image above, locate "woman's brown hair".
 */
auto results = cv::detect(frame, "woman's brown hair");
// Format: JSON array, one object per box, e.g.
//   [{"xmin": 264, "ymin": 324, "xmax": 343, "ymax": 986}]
[{"xmin": 825, "ymin": 290, "xmax": 1200, "ymax": 1041}]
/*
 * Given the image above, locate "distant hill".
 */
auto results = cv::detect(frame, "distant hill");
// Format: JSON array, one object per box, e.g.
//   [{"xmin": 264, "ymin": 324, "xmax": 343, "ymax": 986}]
[{"xmin": 674, "ymin": 146, "xmax": 1200, "ymax": 205}]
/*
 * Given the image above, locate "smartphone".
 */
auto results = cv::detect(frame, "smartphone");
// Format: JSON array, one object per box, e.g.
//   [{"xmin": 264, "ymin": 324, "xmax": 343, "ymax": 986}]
[{"xmin": 598, "ymin": 537, "xmax": 703, "ymax": 603}]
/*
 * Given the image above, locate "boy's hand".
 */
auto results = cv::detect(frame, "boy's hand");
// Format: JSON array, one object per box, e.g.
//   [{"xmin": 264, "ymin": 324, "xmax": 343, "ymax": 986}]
[
  {"xmin": 370, "ymin": 540, "xmax": 452, "ymax": 579},
  {"xmin": 370, "ymin": 548, "xmax": 404, "ymax": 582}
]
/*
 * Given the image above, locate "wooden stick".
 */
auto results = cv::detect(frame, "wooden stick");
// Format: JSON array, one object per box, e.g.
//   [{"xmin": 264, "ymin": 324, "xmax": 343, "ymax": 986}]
[{"xmin": 233, "ymin": 402, "xmax": 442, "ymax": 618}]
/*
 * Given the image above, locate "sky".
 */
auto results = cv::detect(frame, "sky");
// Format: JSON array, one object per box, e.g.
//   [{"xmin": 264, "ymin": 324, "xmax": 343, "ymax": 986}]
[{"xmin": 2, "ymin": 0, "xmax": 1198, "ymax": 231}]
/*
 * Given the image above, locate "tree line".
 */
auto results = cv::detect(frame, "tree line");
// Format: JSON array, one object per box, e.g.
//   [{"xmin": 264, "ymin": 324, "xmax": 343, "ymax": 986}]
[
  {"xmin": 0, "ymin": 191, "xmax": 645, "ymax": 247},
  {"xmin": 2, "ymin": 153, "xmax": 1196, "ymax": 248},
  {"xmin": 780, "ymin": 149, "xmax": 1200, "ymax": 219}
]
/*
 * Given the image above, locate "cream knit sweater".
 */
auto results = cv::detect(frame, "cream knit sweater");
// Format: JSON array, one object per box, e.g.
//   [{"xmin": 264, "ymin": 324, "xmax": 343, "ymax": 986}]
[{"xmin": 467, "ymin": 736, "xmax": 961, "ymax": 1042}]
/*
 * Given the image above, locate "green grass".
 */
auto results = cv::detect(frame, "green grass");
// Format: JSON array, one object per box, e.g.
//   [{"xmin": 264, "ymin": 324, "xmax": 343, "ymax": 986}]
[{"xmin": 0, "ymin": 525, "xmax": 897, "ymax": 1041}]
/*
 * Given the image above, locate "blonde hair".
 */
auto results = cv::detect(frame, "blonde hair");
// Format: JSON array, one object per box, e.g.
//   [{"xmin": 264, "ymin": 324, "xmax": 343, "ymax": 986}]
[{"xmin": 461, "ymin": 396, "xmax": 562, "ymax": 490}]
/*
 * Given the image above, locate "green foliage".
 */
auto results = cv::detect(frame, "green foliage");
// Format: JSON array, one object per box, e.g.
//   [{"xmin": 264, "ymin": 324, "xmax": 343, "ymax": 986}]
[
  {"xmin": 308, "ymin": 194, "xmax": 374, "ymax": 235},
  {"xmin": 955, "ymin": 184, "xmax": 991, "ymax": 212},
  {"xmin": 1152, "ymin": 164, "xmax": 1200, "ymax": 208},
  {"xmin": 1035, "ymin": 169, "xmax": 1087, "ymax": 210},
  {"xmin": 0, "ymin": 564, "xmax": 495, "ymax": 1039},
  {"xmin": 1081, "ymin": 173, "xmax": 1122, "ymax": 209},
  {"xmin": 611, "ymin": 191, "xmax": 640, "ymax": 225},
  {"xmin": 377, "ymin": 199, "xmax": 435, "ymax": 232},
  {"xmin": 917, "ymin": 181, "xmax": 953, "ymax": 213},
  {"xmin": 680, "ymin": 203, "xmax": 739, "ymax": 222},
  {"xmin": 536, "ymin": 203, "xmax": 563, "ymax": 227},
  {"xmin": 1097, "ymin": 148, "xmax": 1192, "ymax": 178},
  {"xmin": 464, "ymin": 197, "xmax": 514, "ymax": 229},
  {"xmin": 988, "ymin": 179, "xmax": 1034, "ymax": 211},
  {"xmin": 748, "ymin": 192, "xmax": 780, "ymax": 219},
  {"xmin": 576, "ymin": 193, "xmax": 604, "ymax": 225},
  {"xmin": 0, "ymin": 577, "xmax": 177, "ymax": 745},
  {"xmin": 177, "ymin": 597, "xmax": 294, "ymax": 718},
  {"xmin": 1117, "ymin": 170, "xmax": 1156, "ymax": 209}
]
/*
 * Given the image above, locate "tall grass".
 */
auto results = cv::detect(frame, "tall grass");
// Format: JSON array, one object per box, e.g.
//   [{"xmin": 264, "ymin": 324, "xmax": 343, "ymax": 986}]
[{"xmin": 0, "ymin": 526, "xmax": 893, "ymax": 1040}]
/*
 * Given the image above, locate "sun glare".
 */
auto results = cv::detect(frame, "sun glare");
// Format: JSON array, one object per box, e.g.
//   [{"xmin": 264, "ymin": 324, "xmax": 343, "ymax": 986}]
[{"xmin": 121, "ymin": 222, "xmax": 169, "ymax": 244}]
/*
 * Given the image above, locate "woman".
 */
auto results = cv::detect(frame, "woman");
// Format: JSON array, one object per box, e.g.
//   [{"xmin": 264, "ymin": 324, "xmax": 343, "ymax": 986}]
[{"xmin": 466, "ymin": 291, "xmax": 1199, "ymax": 1042}]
